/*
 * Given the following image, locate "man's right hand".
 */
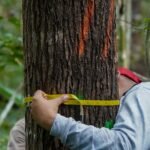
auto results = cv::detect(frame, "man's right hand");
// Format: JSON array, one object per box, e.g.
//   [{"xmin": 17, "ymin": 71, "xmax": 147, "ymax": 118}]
[{"xmin": 31, "ymin": 90, "xmax": 69, "ymax": 130}]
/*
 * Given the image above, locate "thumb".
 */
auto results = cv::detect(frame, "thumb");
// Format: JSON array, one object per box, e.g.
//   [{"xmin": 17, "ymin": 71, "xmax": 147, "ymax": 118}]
[
  {"xmin": 33, "ymin": 90, "xmax": 46, "ymax": 101},
  {"xmin": 53, "ymin": 95, "xmax": 69, "ymax": 106}
]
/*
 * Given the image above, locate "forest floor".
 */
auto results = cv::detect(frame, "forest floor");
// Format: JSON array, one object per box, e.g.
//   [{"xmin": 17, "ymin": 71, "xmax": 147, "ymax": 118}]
[{"xmin": 0, "ymin": 101, "xmax": 25, "ymax": 150}]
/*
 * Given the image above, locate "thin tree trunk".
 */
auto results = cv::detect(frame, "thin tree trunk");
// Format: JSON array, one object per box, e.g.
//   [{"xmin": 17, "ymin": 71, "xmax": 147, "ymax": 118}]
[
  {"xmin": 23, "ymin": 0, "xmax": 118, "ymax": 149},
  {"xmin": 116, "ymin": 0, "xmax": 132, "ymax": 68},
  {"xmin": 145, "ymin": 21, "xmax": 150, "ymax": 77}
]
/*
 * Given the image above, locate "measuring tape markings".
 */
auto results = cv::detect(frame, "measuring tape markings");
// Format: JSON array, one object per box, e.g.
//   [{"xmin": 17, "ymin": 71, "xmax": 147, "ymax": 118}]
[{"xmin": 24, "ymin": 94, "xmax": 120, "ymax": 106}]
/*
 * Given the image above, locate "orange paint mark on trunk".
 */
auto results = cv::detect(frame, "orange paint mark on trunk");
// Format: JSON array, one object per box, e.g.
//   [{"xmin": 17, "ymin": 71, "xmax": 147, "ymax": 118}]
[
  {"xmin": 78, "ymin": 0, "xmax": 94, "ymax": 56},
  {"xmin": 102, "ymin": 0, "xmax": 115, "ymax": 58}
]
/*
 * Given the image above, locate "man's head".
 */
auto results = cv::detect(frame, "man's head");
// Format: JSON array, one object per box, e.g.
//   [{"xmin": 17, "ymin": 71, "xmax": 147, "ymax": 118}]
[{"xmin": 117, "ymin": 67, "xmax": 142, "ymax": 98}]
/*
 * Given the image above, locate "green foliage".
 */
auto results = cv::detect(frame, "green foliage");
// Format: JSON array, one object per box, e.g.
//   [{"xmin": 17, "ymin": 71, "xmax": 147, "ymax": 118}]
[
  {"xmin": 0, "ymin": 1, "xmax": 24, "ymax": 149},
  {"xmin": 0, "ymin": 16, "xmax": 23, "ymax": 100},
  {"xmin": 0, "ymin": 83, "xmax": 23, "ymax": 105},
  {"xmin": 144, "ymin": 18, "xmax": 150, "ymax": 30},
  {"xmin": 0, "ymin": 0, "xmax": 23, "ymax": 90},
  {"xmin": 0, "ymin": 33, "xmax": 23, "ymax": 68}
]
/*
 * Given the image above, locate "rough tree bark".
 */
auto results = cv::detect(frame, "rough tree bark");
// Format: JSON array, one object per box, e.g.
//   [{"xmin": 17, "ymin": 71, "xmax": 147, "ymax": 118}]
[{"xmin": 23, "ymin": 0, "xmax": 118, "ymax": 149}]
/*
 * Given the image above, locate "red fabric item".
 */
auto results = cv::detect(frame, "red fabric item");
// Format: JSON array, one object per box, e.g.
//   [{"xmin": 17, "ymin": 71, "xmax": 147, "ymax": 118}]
[{"xmin": 118, "ymin": 67, "xmax": 142, "ymax": 83}]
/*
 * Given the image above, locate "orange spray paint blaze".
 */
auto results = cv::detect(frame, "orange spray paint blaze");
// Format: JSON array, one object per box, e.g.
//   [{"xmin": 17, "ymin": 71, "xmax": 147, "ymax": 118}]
[
  {"xmin": 78, "ymin": 0, "xmax": 95, "ymax": 56},
  {"xmin": 102, "ymin": 0, "xmax": 115, "ymax": 58}
]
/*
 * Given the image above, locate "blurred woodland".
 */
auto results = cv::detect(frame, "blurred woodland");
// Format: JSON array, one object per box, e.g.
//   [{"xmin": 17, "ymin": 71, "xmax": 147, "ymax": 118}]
[{"xmin": 0, "ymin": 0, "xmax": 150, "ymax": 149}]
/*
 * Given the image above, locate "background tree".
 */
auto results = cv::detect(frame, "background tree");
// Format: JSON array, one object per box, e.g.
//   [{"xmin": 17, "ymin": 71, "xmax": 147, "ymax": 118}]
[
  {"xmin": 116, "ymin": 0, "xmax": 132, "ymax": 68},
  {"xmin": 23, "ymin": 0, "xmax": 118, "ymax": 149}
]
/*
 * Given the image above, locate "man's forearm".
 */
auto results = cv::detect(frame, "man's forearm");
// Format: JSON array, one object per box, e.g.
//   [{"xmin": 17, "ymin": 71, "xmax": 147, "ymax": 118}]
[{"xmin": 50, "ymin": 114, "xmax": 130, "ymax": 150}]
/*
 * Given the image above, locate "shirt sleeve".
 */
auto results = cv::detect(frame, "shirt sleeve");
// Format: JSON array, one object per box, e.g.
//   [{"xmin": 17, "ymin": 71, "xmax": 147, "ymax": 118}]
[
  {"xmin": 50, "ymin": 85, "xmax": 150, "ymax": 150},
  {"xmin": 7, "ymin": 118, "xmax": 25, "ymax": 150}
]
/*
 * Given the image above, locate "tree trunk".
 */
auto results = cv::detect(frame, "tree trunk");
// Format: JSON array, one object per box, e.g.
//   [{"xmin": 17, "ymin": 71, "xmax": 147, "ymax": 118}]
[
  {"xmin": 23, "ymin": 0, "xmax": 118, "ymax": 149},
  {"xmin": 116, "ymin": 0, "xmax": 132, "ymax": 68}
]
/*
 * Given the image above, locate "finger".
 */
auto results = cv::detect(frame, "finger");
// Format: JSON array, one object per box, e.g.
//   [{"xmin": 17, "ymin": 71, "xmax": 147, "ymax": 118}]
[
  {"xmin": 33, "ymin": 90, "xmax": 46, "ymax": 101},
  {"xmin": 52, "ymin": 95, "xmax": 69, "ymax": 106}
]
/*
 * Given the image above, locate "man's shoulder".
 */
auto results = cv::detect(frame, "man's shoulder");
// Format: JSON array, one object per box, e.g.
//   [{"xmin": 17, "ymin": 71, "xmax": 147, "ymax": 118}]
[
  {"xmin": 8, "ymin": 118, "xmax": 25, "ymax": 150},
  {"xmin": 139, "ymin": 82, "xmax": 150, "ymax": 89},
  {"xmin": 137, "ymin": 82, "xmax": 150, "ymax": 87},
  {"xmin": 127, "ymin": 82, "xmax": 150, "ymax": 95},
  {"xmin": 120, "ymin": 82, "xmax": 150, "ymax": 104},
  {"xmin": 11, "ymin": 118, "xmax": 25, "ymax": 132}
]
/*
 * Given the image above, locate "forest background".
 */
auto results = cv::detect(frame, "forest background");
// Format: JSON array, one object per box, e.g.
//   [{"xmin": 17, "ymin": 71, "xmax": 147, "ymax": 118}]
[{"xmin": 0, "ymin": 0, "xmax": 149, "ymax": 149}]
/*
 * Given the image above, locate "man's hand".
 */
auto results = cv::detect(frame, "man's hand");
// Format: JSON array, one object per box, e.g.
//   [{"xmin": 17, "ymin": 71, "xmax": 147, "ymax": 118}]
[{"xmin": 31, "ymin": 90, "xmax": 69, "ymax": 130}]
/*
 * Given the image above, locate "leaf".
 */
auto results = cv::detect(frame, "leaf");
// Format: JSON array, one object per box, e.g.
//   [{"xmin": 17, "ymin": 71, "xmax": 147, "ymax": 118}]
[
  {"xmin": 0, "ymin": 16, "xmax": 4, "ymax": 20},
  {"xmin": 144, "ymin": 18, "xmax": 150, "ymax": 23},
  {"xmin": 8, "ymin": 17, "xmax": 20, "ymax": 27},
  {"xmin": 0, "ymin": 83, "xmax": 23, "ymax": 105}
]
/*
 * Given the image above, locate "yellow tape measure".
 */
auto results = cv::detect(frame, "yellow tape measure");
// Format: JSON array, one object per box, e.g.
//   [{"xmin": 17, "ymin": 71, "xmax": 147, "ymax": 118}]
[{"xmin": 24, "ymin": 94, "xmax": 120, "ymax": 106}]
